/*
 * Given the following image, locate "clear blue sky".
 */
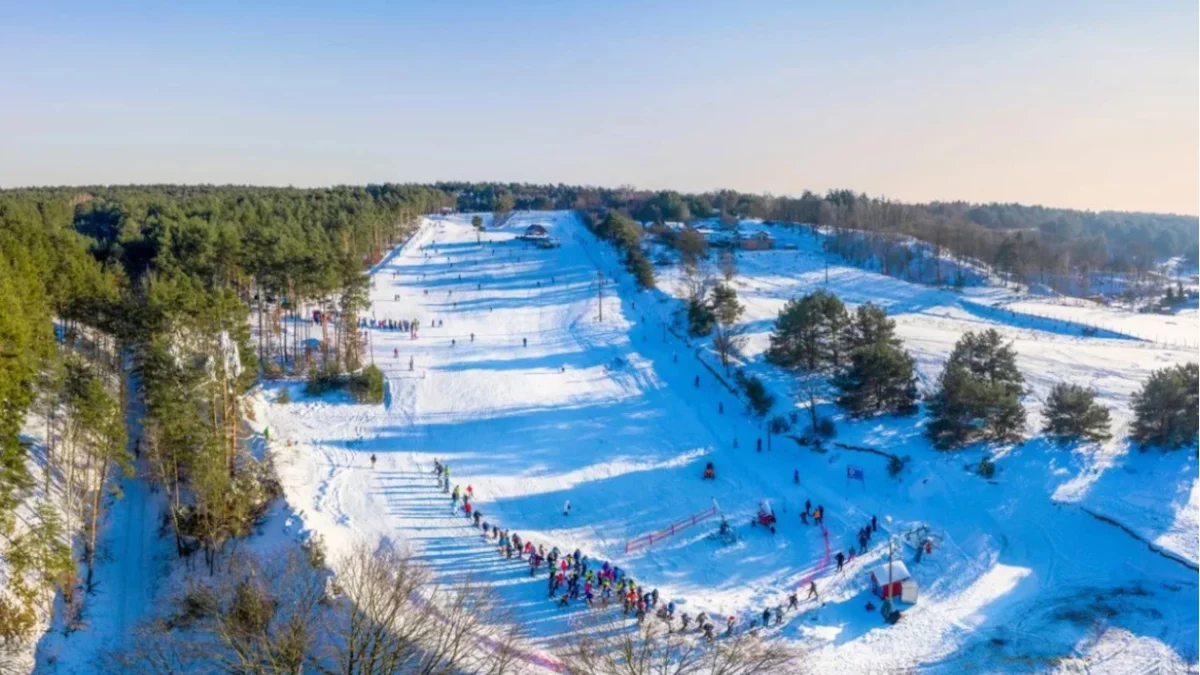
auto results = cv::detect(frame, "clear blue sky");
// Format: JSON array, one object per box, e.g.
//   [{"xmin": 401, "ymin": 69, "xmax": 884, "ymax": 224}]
[{"xmin": 2, "ymin": 1, "xmax": 1196, "ymax": 213}]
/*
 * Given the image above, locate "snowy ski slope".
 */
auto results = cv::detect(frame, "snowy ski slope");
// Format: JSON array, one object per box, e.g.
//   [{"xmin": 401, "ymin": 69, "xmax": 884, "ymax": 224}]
[{"xmin": 252, "ymin": 212, "xmax": 1198, "ymax": 674}]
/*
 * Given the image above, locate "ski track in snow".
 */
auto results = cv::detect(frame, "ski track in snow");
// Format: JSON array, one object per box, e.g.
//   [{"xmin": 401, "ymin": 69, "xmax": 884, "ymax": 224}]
[{"xmin": 251, "ymin": 212, "xmax": 1199, "ymax": 674}]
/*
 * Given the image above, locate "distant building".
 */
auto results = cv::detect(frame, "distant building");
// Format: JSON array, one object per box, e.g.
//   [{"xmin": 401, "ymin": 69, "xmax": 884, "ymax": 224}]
[
  {"xmin": 695, "ymin": 226, "xmax": 735, "ymax": 247},
  {"xmin": 523, "ymin": 224, "xmax": 549, "ymax": 239},
  {"xmin": 739, "ymin": 231, "xmax": 775, "ymax": 251}
]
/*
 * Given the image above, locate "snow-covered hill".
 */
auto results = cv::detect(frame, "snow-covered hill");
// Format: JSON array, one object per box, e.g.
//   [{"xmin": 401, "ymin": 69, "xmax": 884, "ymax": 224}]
[{"xmin": 250, "ymin": 212, "xmax": 1198, "ymax": 674}]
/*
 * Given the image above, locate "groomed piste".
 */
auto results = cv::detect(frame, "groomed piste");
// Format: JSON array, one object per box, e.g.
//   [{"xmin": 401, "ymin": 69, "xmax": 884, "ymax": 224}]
[{"xmin": 252, "ymin": 211, "xmax": 1198, "ymax": 673}]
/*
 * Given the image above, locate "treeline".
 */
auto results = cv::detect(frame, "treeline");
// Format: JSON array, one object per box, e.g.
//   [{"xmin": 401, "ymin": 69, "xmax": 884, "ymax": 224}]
[
  {"xmin": 759, "ymin": 288, "xmax": 1198, "ymax": 456},
  {"xmin": 0, "ymin": 195, "xmax": 126, "ymax": 646},
  {"xmin": 0, "ymin": 184, "xmax": 447, "ymax": 646},
  {"xmin": 578, "ymin": 210, "xmax": 656, "ymax": 289},
  {"xmin": 438, "ymin": 182, "xmax": 1198, "ymax": 294}
]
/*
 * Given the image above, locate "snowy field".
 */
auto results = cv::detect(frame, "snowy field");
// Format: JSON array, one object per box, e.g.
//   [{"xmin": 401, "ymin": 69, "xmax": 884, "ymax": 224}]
[{"xmin": 251, "ymin": 212, "xmax": 1198, "ymax": 674}]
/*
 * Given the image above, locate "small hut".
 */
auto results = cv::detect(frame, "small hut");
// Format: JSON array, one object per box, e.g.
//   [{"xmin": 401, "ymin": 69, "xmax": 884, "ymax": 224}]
[{"xmin": 868, "ymin": 561, "xmax": 918, "ymax": 603}]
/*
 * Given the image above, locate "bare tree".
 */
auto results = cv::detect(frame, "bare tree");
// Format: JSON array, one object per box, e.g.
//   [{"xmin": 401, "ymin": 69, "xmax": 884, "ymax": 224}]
[
  {"xmin": 331, "ymin": 541, "xmax": 527, "ymax": 675},
  {"xmin": 558, "ymin": 613, "xmax": 802, "ymax": 675},
  {"xmin": 719, "ymin": 249, "xmax": 737, "ymax": 282},
  {"xmin": 706, "ymin": 631, "xmax": 802, "ymax": 675},
  {"xmin": 712, "ymin": 326, "xmax": 747, "ymax": 374}
]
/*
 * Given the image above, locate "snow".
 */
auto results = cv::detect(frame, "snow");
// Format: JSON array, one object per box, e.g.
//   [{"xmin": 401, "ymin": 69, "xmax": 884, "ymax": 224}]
[
  {"xmin": 869, "ymin": 560, "xmax": 911, "ymax": 583},
  {"xmin": 244, "ymin": 211, "xmax": 1197, "ymax": 674}
]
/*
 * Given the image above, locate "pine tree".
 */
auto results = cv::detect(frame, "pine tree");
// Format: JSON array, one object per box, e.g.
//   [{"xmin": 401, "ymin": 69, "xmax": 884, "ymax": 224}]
[
  {"xmin": 833, "ymin": 343, "xmax": 919, "ymax": 418},
  {"xmin": 710, "ymin": 283, "xmax": 743, "ymax": 327},
  {"xmin": 1130, "ymin": 363, "xmax": 1199, "ymax": 449},
  {"xmin": 844, "ymin": 303, "xmax": 900, "ymax": 352},
  {"xmin": 687, "ymin": 296, "xmax": 715, "ymax": 337},
  {"xmin": 926, "ymin": 330, "xmax": 1026, "ymax": 449},
  {"xmin": 1042, "ymin": 383, "xmax": 1112, "ymax": 443},
  {"xmin": 710, "ymin": 283, "xmax": 746, "ymax": 368},
  {"xmin": 765, "ymin": 290, "xmax": 847, "ymax": 372},
  {"xmin": 945, "ymin": 329, "xmax": 1024, "ymax": 397},
  {"xmin": 627, "ymin": 250, "xmax": 656, "ymax": 289}
]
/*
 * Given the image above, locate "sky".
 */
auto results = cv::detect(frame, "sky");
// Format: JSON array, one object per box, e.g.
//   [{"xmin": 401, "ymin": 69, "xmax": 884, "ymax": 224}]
[{"xmin": 1, "ymin": 1, "xmax": 1196, "ymax": 214}]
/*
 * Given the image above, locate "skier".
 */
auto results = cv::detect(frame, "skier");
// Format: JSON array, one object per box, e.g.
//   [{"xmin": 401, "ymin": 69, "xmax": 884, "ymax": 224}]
[
  {"xmin": 774, "ymin": 605, "xmax": 783, "ymax": 625},
  {"xmin": 794, "ymin": 469, "xmax": 799, "ymax": 485},
  {"xmin": 470, "ymin": 332, "xmax": 474, "ymax": 342},
  {"xmin": 451, "ymin": 339, "xmax": 456, "ymax": 347},
  {"xmin": 409, "ymin": 356, "xmax": 414, "ymax": 371},
  {"xmin": 680, "ymin": 613, "xmax": 691, "ymax": 632},
  {"xmin": 805, "ymin": 499, "xmax": 811, "ymax": 516},
  {"xmin": 523, "ymin": 337, "xmax": 527, "ymax": 347},
  {"xmin": 807, "ymin": 581, "xmax": 819, "ymax": 601},
  {"xmin": 562, "ymin": 500, "xmax": 571, "ymax": 516},
  {"xmin": 725, "ymin": 616, "xmax": 735, "ymax": 637},
  {"xmin": 756, "ymin": 438, "xmax": 762, "ymax": 452},
  {"xmin": 814, "ymin": 504, "xmax": 823, "ymax": 526},
  {"xmin": 788, "ymin": 592, "xmax": 799, "ymax": 610},
  {"xmin": 761, "ymin": 607, "xmax": 771, "ymax": 626},
  {"xmin": 370, "ymin": 453, "xmax": 377, "ymax": 469},
  {"xmin": 835, "ymin": 551, "xmax": 845, "ymax": 572},
  {"xmin": 871, "ymin": 515, "xmax": 878, "ymax": 532},
  {"xmin": 473, "ymin": 510, "xmax": 482, "ymax": 527}
]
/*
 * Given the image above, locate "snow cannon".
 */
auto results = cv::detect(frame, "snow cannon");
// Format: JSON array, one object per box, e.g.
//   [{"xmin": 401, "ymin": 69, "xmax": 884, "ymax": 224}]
[{"xmin": 750, "ymin": 499, "xmax": 777, "ymax": 534}]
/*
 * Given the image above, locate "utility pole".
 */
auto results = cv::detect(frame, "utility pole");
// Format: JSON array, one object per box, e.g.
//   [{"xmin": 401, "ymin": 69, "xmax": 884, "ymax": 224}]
[
  {"xmin": 596, "ymin": 270, "xmax": 606, "ymax": 322},
  {"xmin": 882, "ymin": 522, "xmax": 896, "ymax": 622}
]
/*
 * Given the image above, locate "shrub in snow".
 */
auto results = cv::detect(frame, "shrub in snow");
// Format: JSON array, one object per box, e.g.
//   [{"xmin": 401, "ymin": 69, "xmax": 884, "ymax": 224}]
[
  {"xmin": 887, "ymin": 454, "xmax": 909, "ymax": 477},
  {"xmin": 977, "ymin": 455, "xmax": 996, "ymax": 479},
  {"xmin": 305, "ymin": 366, "xmax": 345, "ymax": 396},
  {"xmin": 276, "ymin": 387, "xmax": 291, "ymax": 404},
  {"xmin": 302, "ymin": 533, "xmax": 327, "ymax": 569},
  {"xmin": 348, "ymin": 365, "xmax": 385, "ymax": 405},
  {"xmin": 815, "ymin": 416, "xmax": 837, "ymax": 439}
]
